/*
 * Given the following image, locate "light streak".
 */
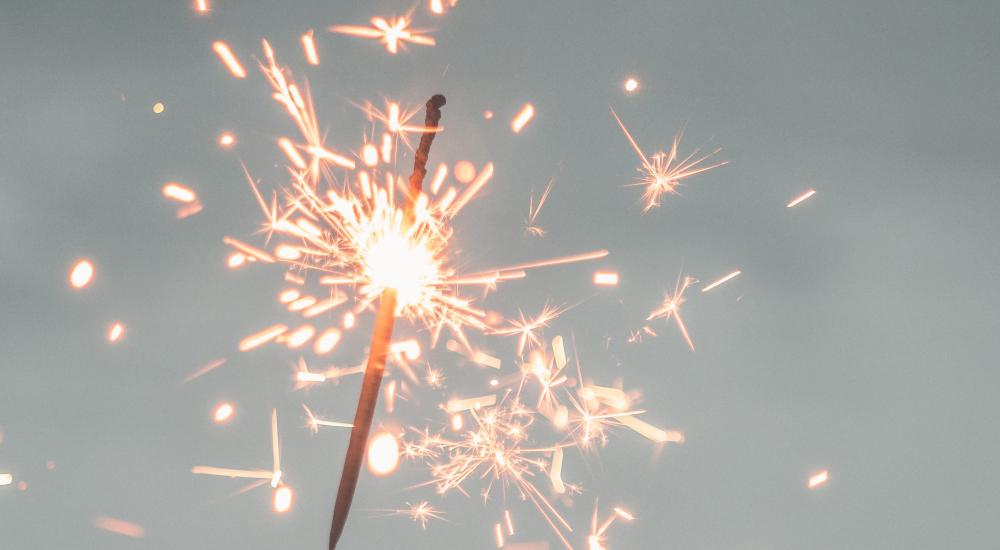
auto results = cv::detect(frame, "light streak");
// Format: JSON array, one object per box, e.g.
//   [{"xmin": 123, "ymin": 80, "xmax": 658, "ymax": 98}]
[
  {"xmin": 94, "ymin": 516, "xmax": 145, "ymax": 538},
  {"xmin": 314, "ymin": 328, "xmax": 342, "ymax": 355},
  {"xmin": 69, "ymin": 259, "xmax": 95, "ymax": 289},
  {"xmin": 301, "ymin": 30, "xmax": 320, "ymax": 65},
  {"xmin": 549, "ymin": 447, "xmax": 565, "ymax": 494},
  {"xmin": 238, "ymin": 324, "xmax": 288, "ymax": 351},
  {"xmin": 330, "ymin": 17, "xmax": 435, "ymax": 55},
  {"xmin": 525, "ymin": 179, "xmax": 553, "ymax": 237},
  {"xmin": 593, "ymin": 271, "xmax": 619, "ymax": 286},
  {"xmin": 303, "ymin": 405, "xmax": 353, "ymax": 433},
  {"xmin": 223, "ymin": 237, "xmax": 275, "ymax": 263},
  {"xmin": 808, "ymin": 469, "xmax": 829, "ymax": 489},
  {"xmin": 646, "ymin": 275, "xmax": 696, "ymax": 351},
  {"xmin": 367, "ymin": 432, "xmax": 401, "ymax": 475},
  {"xmin": 182, "ymin": 358, "xmax": 226, "ymax": 383},
  {"xmin": 494, "ymin": 523, "xmax": 505, "ymax": 547},
  {"xmin": 616, "ymin": 415, "xmax": 682, "ymax": 443},
  {"xmin": 611, "ymin": 107, "xmax": 727, "ymax": 211},
  {"xmin": 511, "ymin": 103, "xmax": 535, "ymax": 133},
  {"xmin": 212, "ymin": 40, "xmax": 247, "ymax": 79},
  {"xmin": 446, "ymin": 393, "xmax": 497, "ymax": 412},
  {"xmin": 107, "ymin": 322, "xmax": 125, "ymax": 343},
  {"xmin": 701, "ymin": 269, "xmax": 741, "ymax": 292},
  {"xmin": 472, "ymin": 351, "xmax": 502, "ymax": 369},
  {"xmin": 0, "ymin": 473, "xmax": 12, "ymax": 486},
  {"xmin": 504, "ymin": 509, "xmax": 515, "ymax": 535},
  {"xmin": 787, "ymin": 188, "xmax": 817, "ymax": 208}
]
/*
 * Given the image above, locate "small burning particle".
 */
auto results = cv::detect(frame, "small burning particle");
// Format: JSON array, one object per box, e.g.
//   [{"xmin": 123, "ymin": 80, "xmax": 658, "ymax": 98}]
[
  {"xmin": 94, "ymin": 516, "xmax": 145, "ymax": 538},
  {"xmin": 152, "ymin": 102, "xmax": 165, "ymax": 114},
  {"xmin": 624, "ymin": 78, "xmax": 639, "ymax": 93},
  {"xmin": 212, "ymin": 40, "xmax": 247, "ymax": 79},
  {"xmin": 284, "ymin": 324, "xmax": 316, "ymax": 348},
  {"xmin": 453, "ymin": 160, "xmax": 476, "ymax": 184},
  {"xmin": 238, "ymin": 324, "xmax": 288, "ymax": 351},
  {"xmin": 107, "ymin": 322, "xmax": 125, "ymax": 343},
  {"xmin": 701, "ymin": 270, "xmax": 741, "ymax": 292},
  {"xmin": 273, "ymin": 486, "xmax": 294, "ymax": 513},
  {"xmin": 313, "ymin": 328, "xmax": 342, "ymax": 355},
  {"xmin": 162, "ymin": 182, "xmax": 197, "ymax": 203},
  {"xmin": 483, "ymin": 110, "xmax": 494, "ymax": 120},
  {"xmin": 227, "ymin": 252, "xmax": 247, "ymax": 268},
  {"xmin": 301, "ymin": 30, "xmax": 320, "ymax": 65},
  {"xmin": 787, "ymin": 188, "xmax": 817, "ymax": 208},
  {"xmin": 808, "ymin": 469, "xmax": 829, "ymax": 489},
  {"xmin": 511, "ymin": 103, "xmax": 535, "ymax": 133},
  {"xmin": 362, "ymin": 143, "xmax": 379, "ymax": 167},
  {"xmin": 277, "ymin": 137, "xmax": 307, "ymax": 169},
  {"xmin": 194, "ymin": 0, "xmax": 210, "ymax": 13},
  {"xmin": 367, "ymin": 432, "xmax": 400, "ymax": 476},
  {"xmin": 218, "ymin": 132, "xmax": 236, "ymax": 148},
  {"xmin": 504, "ymin": 510, "xmax": 515, "ymax": 536},
  {"xmin": 0, "ymin": 473, "xmax": 12, "ymax": 486},
  {"xmin": 212, "ymin": 402, "xmax": 234, "ymax": 423},
  {"xmin": 593, "ymin": 271, "xmax": 619, "ymax": 286},
  {"xmin": 343, "ymin": 312, "xmax": 356, "ymax": 329},
  {"xmin": 278, "ymin": 289, "xmax": 301, "ymax": 304},
  {"xmin": 69, "ymin": 259, "xmax": 95, "ymax": 289},
  {"xmin": 445, "ymin": 394, "xmax": 497, "ymax": 413},
  {"xmin": 450, "ymin": 413, "xmax": 464, "ymax": 431}
]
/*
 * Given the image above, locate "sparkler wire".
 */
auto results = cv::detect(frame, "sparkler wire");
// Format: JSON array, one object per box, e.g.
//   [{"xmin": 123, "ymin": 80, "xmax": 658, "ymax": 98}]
[{"xmin": 328, "ymin": 94, "xmax": 447, "ymax": 549}]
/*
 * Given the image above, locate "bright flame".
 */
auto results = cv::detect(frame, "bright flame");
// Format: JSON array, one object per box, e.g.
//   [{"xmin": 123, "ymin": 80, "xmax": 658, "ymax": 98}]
[
  {"xmin": 69, "ymin": 259, "xmax": 94, "ymax": 289},
  {"xmin": 367, "ymin": 432, "xmax": 401, "ymax": 476},
  {"xmin": 364, "ymin": 233, "xmax": 439, "ymax": 310},
  {"xmin": 593, "ymin": 271, "xmax": 619, "ymax": 286}
]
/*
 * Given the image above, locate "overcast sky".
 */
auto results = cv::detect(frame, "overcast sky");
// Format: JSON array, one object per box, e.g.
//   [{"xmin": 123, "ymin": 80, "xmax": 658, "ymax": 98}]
[{"xmin": 2, "ymin": 1, "xmax": 999, "ymax": 549}]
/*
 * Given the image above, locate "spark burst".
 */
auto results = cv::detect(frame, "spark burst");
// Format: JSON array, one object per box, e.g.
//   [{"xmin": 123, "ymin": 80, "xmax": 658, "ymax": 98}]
[
  {"xmin": 330, "ymin": 17, "xmax": 436, "ymax": 55},
  {"xmin": 611, "ymin": 107, "xmax": 727, "ymax": 211}
]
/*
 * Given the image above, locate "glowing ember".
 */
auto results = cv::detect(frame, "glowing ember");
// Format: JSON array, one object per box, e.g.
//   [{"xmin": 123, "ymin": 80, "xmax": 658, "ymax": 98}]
[
  {"xmin": 212, "ymin": 402, "xmax": 234, "ymax": 423},
  {"xmin": 152, "ymin": 102, "xmax": 165, "ymax": 114},
  {"xmin": 787, "ymin": 188, "xmax": 817, "ymax": 208},
  {"xmin": 301, "ymin": 30, "xmax": 320, "ymax": 65},
  {"xmin": 162, "ymin": 182, "xmax": 197, "ymax": 203},
  {"xmin": 367, "ymin": 432, "xmax": 401, "ymax": 476},
  {"xmin": 273, "ymin": 486, "xmax": 294, "ymax": 513},
  {"xmin": 453, "ymin": 160, "xmax": 476, "ymax": 183},
  {"xmin": 511, "ymin": 103, "xmax": 535, "ymax": 133},
  {"xmin": 808, "ymin": 469, "xmax": 829, "ymax": 489},
  {"xmin": 624, "ymin": 78, "xmax": 639, "ymax": 93},
  {"xmin": 107, "ymin": 322, "xmax": 125, "ymax": 343},
  {"xmin": 94, "ymin": 516, "xmax": 145, "ymax": 538},
  {"xmin": 593, "ymin": 271, "xmax": 619, "ymax": 286},
  {"xmin": 69, "ymin": 259, "xmax": 95, "ymax": 289},
  {"xmin": 218, "ymin": 132, "xmax": 236, "ymax": 147}
]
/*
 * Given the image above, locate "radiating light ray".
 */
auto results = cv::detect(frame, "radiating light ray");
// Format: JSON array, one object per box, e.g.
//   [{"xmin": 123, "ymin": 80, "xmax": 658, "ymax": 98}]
[
  {"xmin": 787, "ymin": 188, "xmax": 817, "ymax": 208},
  {"xmin": 701, "ymin": 269, "xmax": 741, "ymax": 292},
  {"xmin": 369, "ymin": 501, "xmax": 445, "ymax": 529},
  {"xmin": 525, "ymin": 179, "xmax": 553, "ymax": 237},
  {"xmin": 330, "ymin": 17, "xmax": 435, "ymax": 55},
  {"xmin": 586, "ymin": 502, "xmax": 633, "ymax": 550},
  {"xmin": 212, "ymin": 40, "xmax": 247, "ymax": 79},
  {"xmin": 646, "ymin": 275, "xmax": 696, "ymax": 351},
  {"xmin": 511, "ymin": 103, "xmax": 535, "ymax": 133},
  {"xmin": 492, "ymin": 303, "xmax": 568, "ymax": 357},
  {"xmin": 303, "ymin": 405, "xmax": 353, "ymax": 433},
  {"xmin": 611, "ymin": 107, "xmax": 727, "ymax": 211}
]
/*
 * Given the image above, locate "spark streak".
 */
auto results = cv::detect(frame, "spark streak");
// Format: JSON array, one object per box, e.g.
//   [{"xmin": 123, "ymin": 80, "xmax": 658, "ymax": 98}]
[
  {"xmin": 808, "ymin": 469, "xmax": 829, "ymax": 489},
  {"xmin": 301, "ymin": 30, "xmax": 320, "ymax": 65},
  {"xmin": 212, "ymin": 40, "xmax": 247, "ymax": 79},
  {"xmin": 787, "ymin": 188, "xmax": 816, "ymax": 208},
  {"xmin": 511, "ymin": 103, "xmax": 535, "ymax": 133},
  {"xmin": 330, "ymin": 17, "xmax": 435, "ymax": 55},
  {"xmin": 95, "ymin": 516, "xmax": 145, "ymax": 538},
  {"xmin": 701, "ymin": 270, "xmax": 741, "ymax": 292}
]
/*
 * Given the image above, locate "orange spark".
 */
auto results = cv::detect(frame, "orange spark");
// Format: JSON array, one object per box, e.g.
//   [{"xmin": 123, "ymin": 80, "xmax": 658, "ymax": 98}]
[
  {"xmin": 107, "ymin": 322, "xmax": 125, "ymax": 343},
  {"xmin": 483, "ymin": 110, "xmax": 494, "ymax": 120},
  {"xmin": 227, "ymin": 253, "xmax": 247, "ymax": 268},
  {"xmin": 330, "ymin": 17, "xmax": 435, "ymax": 55},
  {"xmin": 646, "ymin": 275, "xmax": 696, "ymax": 351},
  {"xmin": 367, "ymin": 432, "xmax": 401, "ymax": 475},
  {"xmin": 238, "ymin": 324, "xmax": 288, "ymax": 351},
  {"xmin": 787, "ymin": 188, "xmax": 817, "ymax": 208},
  {"xmin": 593, "ymin": 271, "xmax": 619, "ymax": 286},
  {"xmin": 525, "ymin": 179, "xmax": 553, "ymax": 237},
  {"xmin": 193, "ymin": 0, "xmax": 210, "ymax": 14},
  {"xmin": 94, "ymin": 516, "xmax": 145, "ymax": 538},
  {"xmin": 301, "ymin": 30, "xmax": 320, "ymax": 65},
  {"xmin": 212, "ymin": 40, "xmax": 247, "ymax": 79},
  {"xmin": 213, "ymin": 402, "xmax": 235, "ymax": 423},
  {"xmin": 511, "ymin": 103, "xmax": 535, "ymax": 133},
  {"xmin": 701, "ymin": 269, "xmax": 741, "ymax": 292},
  {"xmin": 69, "ymin": 259, "xmax": 95, "ymax": 289},
  {"xmin": 454, "ymin": 160, "xmax": 476, "ymax": 184},
  {"xmin": 218, "ymin": 132, "xmax": 236, "ymax": 148},
  {"xmin": 808, "ymin": 469, "xmax": 829, "ymax": 489},
  {"xmin": 314, "ymin": 328, "xmax": 342, "ymax": 355},
  {"xmin": 273, "ymin": 486, "xmax": 294, "ymax": 513},
  {"xmin": 181, "ymin": 358, "xmax": 226, "ymax": 383},
  {"xmin": 624, "ymin": 78, "xmax": 639, "ymax": 93},
  {"xmin": 162, "ymin": 182, "xmax": 197, "ymax": 203},
  {"xmin": 494, "ymin": 523, "xmax": 505, "ymax": 547}
]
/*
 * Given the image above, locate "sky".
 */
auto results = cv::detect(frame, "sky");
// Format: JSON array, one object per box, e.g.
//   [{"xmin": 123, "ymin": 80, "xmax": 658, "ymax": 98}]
[{"xmin": 2, "ymin": 1, "xmax": 999, "ymax": 549}]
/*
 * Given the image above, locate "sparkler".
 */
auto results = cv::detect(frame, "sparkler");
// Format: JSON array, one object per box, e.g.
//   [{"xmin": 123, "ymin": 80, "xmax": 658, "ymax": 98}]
[
  {"xmin": 610, "ymin": 107, "xmax": 727, "ymax": 211},
  {"xmin": 646, "ymin": 275, "xmax": 696, "ymax": 351}
]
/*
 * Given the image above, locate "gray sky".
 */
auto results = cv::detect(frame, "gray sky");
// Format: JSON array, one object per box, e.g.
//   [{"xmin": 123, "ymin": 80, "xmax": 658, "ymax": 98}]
[{"xmin": 2, "ymin": 1, "xmax": 999, "ymax": 549}]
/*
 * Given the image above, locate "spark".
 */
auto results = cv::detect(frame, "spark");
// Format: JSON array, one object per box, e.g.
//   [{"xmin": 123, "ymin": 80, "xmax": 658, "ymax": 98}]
[
  {"xmin": 646, "ymin": 275, "xmax": 696, "ymax": 351},
  {"xmin": 701, "ymin": 269, "xmax": 741, "ymax": 292},
  {"xmin": 372, "ymin": 501, "xmax": 445, "ymax": 529},
  {"xmin": 511, "ymin": 103, "xmax": 535, "ymax": 133},
  {"xmin": 301, "ymin": 30, "xmax": 320, "ymax": 65},
  {"xmin": 273, "ymin": 486, "xmax": 294, "ymax": 513},
  {"xmin": 238, "ymin": 324, "xmax": 288, "ymax": 351},
  {"xmin": 330, "ymin": 17, "xmax": 435, "ymax": 55},
  {"xmin": 303, "ymin": 405, "xmax": 353, "ymax": 433},
  {"xmin": 808, "ymin": 469, "xmax": 829, "ymax": 489},
  {"xmin": 493, "ymin": 303, "xmax": 568, "ymax": 357},
  {"xmin": 525, "ymin": 179, "xmax": 553, "ymax": 237},
  {"xmin": 212, "ymin": 40, "xmax": 247, "ymax": 79},
  {"xmin": 219, "ymin": 132, "xmax": 236, "ymax": 148},
  {"xmin": 69, "ymin": 259, "xmax": 95, "ymax": 289},
  {"xmin": 445, "ymin": 393, "xmax": 497, "ymax": 412},
  {"xmin": 162, "ymin": 182, "xmax": 197, "ymax": 203},
  {"xmin": 213, "ymin": 402, "xmax": 235, "ymax": 423},
  {"xmin": 611, "ymin": 107, "xmax": 727, "ymax": 211},
  {"xmin": 192, "ymin": 409, "xmax": 286, "ymax": 502},
  {"xmin": 152, "ymin": 102, "xmax": 165, "ymax": 114},
  {"xmin": 181, "ymin": 358, "xmax": 226, "ymax": 383},
  {"xmin": 624, "ymin": 78, "xmax": 639, "ymax": 93},
  {"xmin": 194, "ymin": 0, "xmax": 210, "ymax": 13},
  {"xmin": 453, "ymin": 160, "xmax": 476, "ymax": 184},
  {"xmin": 0, "ymin": 474, "xmax": 12, "ymax": 486},
  {"xmin": 483, "ymin": 110, "xmax": 494, "ymax": 120},
  {"xmin": 616, "ymin": 415, "xmax": 683, "ymax": 443},
  {"xmin": 494, "ymin": 523, "xmax": 505, "ymax": 547},
  {"xmin": 368, "ymin": 432, "xmax": 401, "ymax": 475},
  {"xmin": 313, "ymin": 328, "xmax": 342, "ymax": 355},
  {"xmin": 587, "ymin": 502, "xmax": 633, "ymax": 550},
  {"xmin": 592, "ymin": 271, "xmax": 619, "ymax": 286},
  {"xmin": 107, "ymin": 322, "xmax": 125, "ymax": 343},
  {"xmin": 94, "ymin": 516, "xmax": 145, "ymax": 538},
  {"xmin": 472, "ymin": 350, "xmax": 502, "ymax": 369},
  {"xmin": 787, "ymin": 188, "xmax": 817, "ymax": 208}
]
